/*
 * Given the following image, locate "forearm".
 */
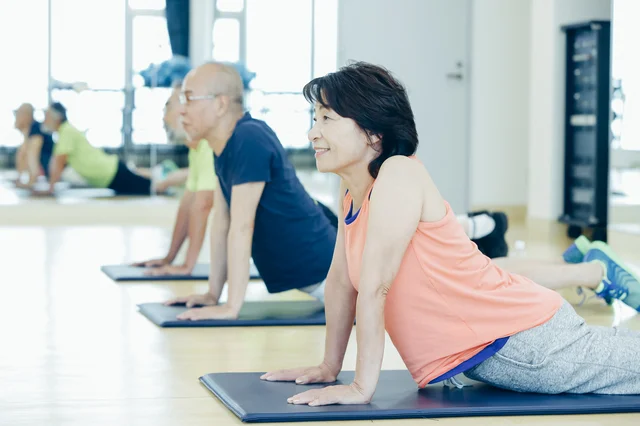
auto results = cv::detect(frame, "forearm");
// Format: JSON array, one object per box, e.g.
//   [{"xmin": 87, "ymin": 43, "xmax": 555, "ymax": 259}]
[
  {"xmin": 48, "ymin": 156, "xmax": 65, "ymax": 188},
  {"xmin": 16, "ymin": 143, "xmax": 27, "ymax": 173},
  {"xmin": 208, "ymin": 214, "xmax": 230, "ymax": 301},
  {"xmin": 223, "ymin": 181, "xmax": 264, "ymax": 313},
  {"xmin": 26, "ymin": 138, "xmax": 44, "ymax": 183},
  {"xmin": 224, "ymin": 225, "xmax": 253, "ymax": 313},
  {"xmin": 166, "ymin": 194, "xmax": 192, "ymax": 262},
  {"xmin": 353, "ymin": 289, "xmax": 386, "ymax": 400},
  {"xmin": 322, "ymin": 279, "xmax": 357, "ymax": 374},
  {"xmin": 26, "ymin": 155, "xmax": 41, "ymax": 184},
  {"xmin": 182, "ymin": 195, "xmax": 213, "ymax": 269}
]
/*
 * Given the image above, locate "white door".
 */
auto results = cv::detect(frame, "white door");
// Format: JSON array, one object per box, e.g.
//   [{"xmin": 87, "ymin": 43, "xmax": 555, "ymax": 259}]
[{"xmin": 337, "ymin": 0, "xmax": 470, "ymax": 213}]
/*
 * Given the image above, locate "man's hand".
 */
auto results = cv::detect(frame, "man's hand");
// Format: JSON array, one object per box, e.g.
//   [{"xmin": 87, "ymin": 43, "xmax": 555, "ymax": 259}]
[
  {"xmin": 143, "ymin": 264, "xmax": 192, "ymax": 277},
  {"xmin": 164, "ymin": 292, "xmax": 218, "ymax": 308},
  {"xmin": 176, "ymin": 304, "xmax": 239, "ymax": 321},
  {"xmin": 132, "ymin": 257, "xmax": 170, "ymax": 268}
]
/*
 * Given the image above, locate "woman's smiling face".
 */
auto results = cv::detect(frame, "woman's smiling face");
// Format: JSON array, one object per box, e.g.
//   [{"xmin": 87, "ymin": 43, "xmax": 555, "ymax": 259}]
[{"xmin": 308, "ymin": 102, "xmax": 376, "ymax": 174}]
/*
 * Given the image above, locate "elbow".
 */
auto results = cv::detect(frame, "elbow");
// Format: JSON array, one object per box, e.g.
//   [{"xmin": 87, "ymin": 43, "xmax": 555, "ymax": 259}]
[{"xmin": 359, "ymin": 282, "xmax": 390, "ymax": 303}]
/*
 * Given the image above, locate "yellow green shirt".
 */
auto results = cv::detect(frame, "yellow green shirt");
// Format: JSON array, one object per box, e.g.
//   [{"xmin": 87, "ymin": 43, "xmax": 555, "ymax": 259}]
[
  {"xmin": 53, "ymin": 122, "xmax": 118, "ymax": 188},
  {"xmin": 185, "ymin": 139, "xmax": 216, "ymax": 192}
]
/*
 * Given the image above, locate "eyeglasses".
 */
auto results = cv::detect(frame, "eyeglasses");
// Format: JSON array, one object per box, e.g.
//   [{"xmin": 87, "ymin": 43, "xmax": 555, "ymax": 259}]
[{"xmin": 178, "ymin": 93, "xmax": 218, "ymax": 106}]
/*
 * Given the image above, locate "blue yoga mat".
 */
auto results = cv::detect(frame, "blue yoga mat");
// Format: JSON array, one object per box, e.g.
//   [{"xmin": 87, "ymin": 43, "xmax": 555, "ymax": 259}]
[{"xmin": 199, "ymin": 370, "xmax": 640, "ymax": 422}]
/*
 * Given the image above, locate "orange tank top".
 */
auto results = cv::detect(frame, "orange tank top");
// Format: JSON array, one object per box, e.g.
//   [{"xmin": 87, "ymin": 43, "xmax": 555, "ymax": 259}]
[{"xmin": 343, "ymin": 178, "xmax": 563, "ymax": 387}]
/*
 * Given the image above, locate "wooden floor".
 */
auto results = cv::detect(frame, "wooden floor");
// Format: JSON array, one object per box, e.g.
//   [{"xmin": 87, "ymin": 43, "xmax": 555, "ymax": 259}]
[{"xmin": 1, "ymin": 181, "xmax": 640, "ymax": 425}]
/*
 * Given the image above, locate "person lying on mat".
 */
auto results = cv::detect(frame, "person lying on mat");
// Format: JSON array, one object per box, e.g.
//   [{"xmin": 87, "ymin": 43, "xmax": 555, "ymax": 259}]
[
  {"xmin": 134, "ymin": 81, "xmax": 216, "ymax": 276},
  {"xmin": 41, "ymin": 102, "xmax": 158, "ymax": 196},
  {"xmin": 163, "ymin": 62, "xmax": 337, "ymax": 319},
  {"xmin": 13, "ymin": 103, "xmax": 55, "ymax": 188},
  {"xmin": 261, "ymin": 62, "xmax": 640, "ymax": 405},
  {"xmin": 133, "ymin": 159, "xmax": 188, "ymax": 194}
]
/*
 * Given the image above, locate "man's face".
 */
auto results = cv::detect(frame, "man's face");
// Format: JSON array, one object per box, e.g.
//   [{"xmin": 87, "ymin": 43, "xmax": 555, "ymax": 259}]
[
  {"xmin": 13, "ymin": 106, "xmax": 32, "ymax": 130},
  {"xmin": 163, "ymin": 89, "xmax": 181, "ymax": 135},
  {"xmin": 163, "ymin": 88, "xmax": 193, "ymax": 146},
  {"xmin": 178, "ymin": 73, "xmax": 220, "ymax": 143},
  {"xmin": 42, "ymin": 108, "xmax": 59, "ymax": 131}
]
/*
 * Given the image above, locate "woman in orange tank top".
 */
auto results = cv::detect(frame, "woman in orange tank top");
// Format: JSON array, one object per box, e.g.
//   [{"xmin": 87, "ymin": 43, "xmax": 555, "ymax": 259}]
[{"xmin": 262, "ymin": 62, "xmax": 640, "ymax": 404}]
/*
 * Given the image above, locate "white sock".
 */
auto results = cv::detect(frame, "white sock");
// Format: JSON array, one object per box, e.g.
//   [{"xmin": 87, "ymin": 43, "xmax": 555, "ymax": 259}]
[{"xmin": 469, "ymin": 214, "xmax": 496, "ymax": 239}]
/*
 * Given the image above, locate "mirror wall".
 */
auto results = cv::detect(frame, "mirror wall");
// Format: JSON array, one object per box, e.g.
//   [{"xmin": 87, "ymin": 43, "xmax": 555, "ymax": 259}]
[{"xmin": 609, "ymin": 0, "xmax": 640, "ymax": 236}]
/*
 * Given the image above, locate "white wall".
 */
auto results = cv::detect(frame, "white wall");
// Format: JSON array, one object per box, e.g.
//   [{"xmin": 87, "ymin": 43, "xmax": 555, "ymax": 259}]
[
  {"xmin": 337, "ymin": 0, "xmax": 533, "ymax": 209},
  {"xmin": 527, "ymin": 0, "xmax": 612, "ymax": 219},
  {"xmin": 337, "ymin": 0, "xmax": 472, "ymax": 213},
  {"xmin": 469, "ymin": 0, "xmax": 531, "ymax": 207}
]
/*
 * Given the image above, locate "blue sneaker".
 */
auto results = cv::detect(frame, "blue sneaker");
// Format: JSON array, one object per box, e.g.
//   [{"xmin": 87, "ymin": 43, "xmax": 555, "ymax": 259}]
[
  {"xmin": 562, "ymin": 235, "xmax": 591, "ymax": 263},
  {"xmin": 583, "ymin": 241, "xmax": 640, "ymax": 311},
  {"xmin": 160, "ymin": 159, "xmax": 179, "ymax": 176}
]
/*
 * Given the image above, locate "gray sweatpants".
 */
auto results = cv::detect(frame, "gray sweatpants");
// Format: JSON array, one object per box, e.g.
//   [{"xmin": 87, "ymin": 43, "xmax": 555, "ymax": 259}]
[{"xmin": 464, "ymin": 300, "xmax": 640, "ymax": 394}]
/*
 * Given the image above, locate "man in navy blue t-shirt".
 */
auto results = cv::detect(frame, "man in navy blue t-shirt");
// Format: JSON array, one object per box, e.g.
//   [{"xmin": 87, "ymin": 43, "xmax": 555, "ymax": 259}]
[
  {"xmin": 164, "ymin": 62, "xmax": 337, "ymax": 321},
  {"xmin": 13, "ymin": 103, "xmax": 55, "ymax": 186}
]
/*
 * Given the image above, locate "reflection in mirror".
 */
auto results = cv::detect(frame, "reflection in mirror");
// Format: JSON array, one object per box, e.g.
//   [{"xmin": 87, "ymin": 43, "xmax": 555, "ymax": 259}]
[{"xmin": 610, "ymin": 0, "xmax": 640, "ymax": 236}]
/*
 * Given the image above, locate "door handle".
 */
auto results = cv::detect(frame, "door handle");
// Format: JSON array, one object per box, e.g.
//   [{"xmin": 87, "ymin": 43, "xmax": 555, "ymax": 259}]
[{"xmin": 446, "ymin": 72, "xmax": 463, "ymax": 80}]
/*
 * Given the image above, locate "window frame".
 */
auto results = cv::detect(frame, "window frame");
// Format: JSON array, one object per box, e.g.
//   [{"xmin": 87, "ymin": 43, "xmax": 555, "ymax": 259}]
[{"xmin": 2, "ymin": 0, "xmax": 334, "ymax": 163}]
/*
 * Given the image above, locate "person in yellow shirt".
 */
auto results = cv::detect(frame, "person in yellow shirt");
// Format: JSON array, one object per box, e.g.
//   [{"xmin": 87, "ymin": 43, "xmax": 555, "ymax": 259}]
[
  {"xmin": 43, "ymin": 102, "xmax": 154, "ymax": 195},
  {"xmin": 133, "ymin": 82, "xmax": 216, "ymax": 276}
]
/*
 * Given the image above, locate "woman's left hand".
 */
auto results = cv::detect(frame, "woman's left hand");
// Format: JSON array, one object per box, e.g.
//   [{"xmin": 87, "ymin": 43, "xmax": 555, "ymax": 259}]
[{"xmin": 287, "ymin": 383, "xmax": 371, "ymax": 406}]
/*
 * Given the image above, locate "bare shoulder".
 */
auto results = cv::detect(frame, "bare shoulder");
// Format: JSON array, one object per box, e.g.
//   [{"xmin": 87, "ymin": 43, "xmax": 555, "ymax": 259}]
[
  {"xmin": 370, "ymin": 156, "xmax": 426, "ymax": 207},
  {"xmin": 376, "ymin": 156, "xmax": 445, "ymax": 222},
  {"xmin": 377, "ymin": 155, "xmax": 429, "ymax": 187}
]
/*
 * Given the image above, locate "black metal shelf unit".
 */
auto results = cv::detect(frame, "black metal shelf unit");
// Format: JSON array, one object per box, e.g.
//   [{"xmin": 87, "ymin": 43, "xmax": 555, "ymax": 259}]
[{"xmin": 559, "ymin": 20, "xmax": 611, "ymax": 242}]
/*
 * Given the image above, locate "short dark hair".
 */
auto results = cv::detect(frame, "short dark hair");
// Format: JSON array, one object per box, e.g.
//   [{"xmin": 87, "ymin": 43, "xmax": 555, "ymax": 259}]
[
  {"xmin": 303, "ymin": 61, "xmax": 418, "ymax": 178},
  {"xmin": 50, "ymin": 102, "xmax": 68, "ymax": 123}
]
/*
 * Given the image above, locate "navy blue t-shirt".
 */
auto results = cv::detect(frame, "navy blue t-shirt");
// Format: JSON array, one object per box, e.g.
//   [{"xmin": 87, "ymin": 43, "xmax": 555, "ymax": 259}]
[
  {"xmin": 28, "ymin": 121, "xmax": 55, "ymax": 176},
  {"xmin": 214, "ymin": 112, "xmax": 337, "ymax": 293}
]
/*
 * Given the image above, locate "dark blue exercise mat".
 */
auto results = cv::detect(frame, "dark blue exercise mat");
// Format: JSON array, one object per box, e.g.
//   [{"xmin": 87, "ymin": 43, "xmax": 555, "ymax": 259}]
[
  {"xmin": 101, "ymin": 263, "xmax": 260, "ymax": 281},
  {"xmin": 137, "ymin": 300, "xmax": 326, "ymax": 327},
  {"xmin": 199, "ymin": 370, "xmax": 640, "ymax": 422}
]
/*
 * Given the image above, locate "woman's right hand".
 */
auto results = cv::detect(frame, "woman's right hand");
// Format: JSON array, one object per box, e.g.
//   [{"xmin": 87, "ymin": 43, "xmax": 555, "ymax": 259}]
[
  {"xmin": 163, "ymin": 292, "xmax": 218, "ymax": 308},
  {"xmin": 260, "ymin": 363, "xmax": 338, "ymax": 385}
]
